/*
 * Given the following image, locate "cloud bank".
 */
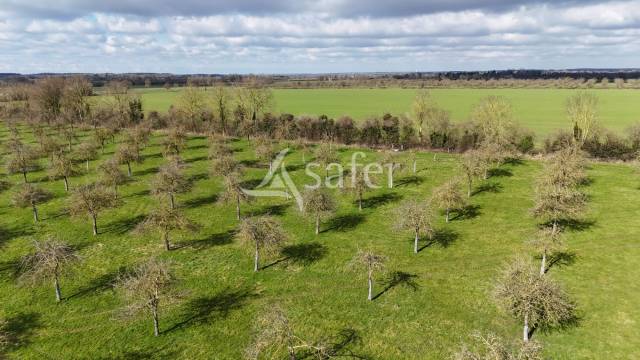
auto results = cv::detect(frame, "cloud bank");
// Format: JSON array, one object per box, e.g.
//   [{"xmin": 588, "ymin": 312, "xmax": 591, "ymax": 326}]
[{"xmin": 0, "ymin": 0, "xmax": 638, "ymax": 73}]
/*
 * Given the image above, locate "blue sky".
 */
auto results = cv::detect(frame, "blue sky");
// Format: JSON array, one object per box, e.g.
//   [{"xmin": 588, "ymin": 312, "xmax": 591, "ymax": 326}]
[{"xmin": 0, "ymin": 0, "xmax": 639, "ymax": 74}]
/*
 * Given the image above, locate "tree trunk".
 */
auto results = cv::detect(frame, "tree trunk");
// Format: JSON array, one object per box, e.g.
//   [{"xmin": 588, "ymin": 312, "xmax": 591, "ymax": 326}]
[
  {"xmin": 169, "ymin": 193, "xmax": 175, "ymax": 210},
  {"xmin": 254, "ymin": 241, "xmax": 260, "ymax": 272},
  {"xmin": 414, "ymin": 228, "xmax": 420, "ymax": 254},
  {"xmin": 152, "ymin": 303, "xmax": 160, "ymax": 337},
  {"xmin": 127, "ymin": 162, "xmax": 132, "ymax": 177},
  {"xmin": 552, "ymin": 220, "xmax": 558, "ymax": 233},
  {"xmin": 523, "ymin": 313, "xmax": 529, "ymax": 342},
  {"xmin": 445, "ymin": 208, "xmax": 450, "ymax": 223},
  {"xmin": 389, "ymin": 168, "xmax": 394, "ymax": 188},
  {"xmin": 540, "ymin": 251, "xmax": 547, "ymax": 275},
  {"xmin": 467, "ymin": 179, "xmax": 472, "ymax": 198},
  {"xmin": 163, "ymin": 231, "xmax": 171, "ymax": 251},
  {"xmin": 358, "ymin": 193, "xmax": 363, "ymax": 211},
  {"xmin": 92, "ymin": 214, "xmax": 98, "ymax": 236},
  {"xmin": 413, "ymin": 160, "xmax": 417, "ymax": 174},
  {"xmin": 54, "ymin": 274, "xmax": 61, "ymax": 302},
  {"xmin": 367, "ymin": 270, "xmax": 373, "ymax": 301},
  {"xmin": 32, "ymin": 204, "xmax": 39, "ymax": 222},
  {"xmin": 315, "ymin": 214, "xmax": 320, "ymax": 235},
  {"xmin": 23, "ymin": 171, "xmax": 28, "ymax": 183},
  {"xmin": 236, "ymin": 196, "xmax": 241, "ymax": 220},
  {"xmin": 86, "ymin": 159, "xmax": 90, "ymax": 172},
  {"xmin": 63, "ymin": 177, "xmax": 69, "ymax": 192},
  {"xmin": 114, "ymin": 184, "xmax": 118, "ymax": 199}
]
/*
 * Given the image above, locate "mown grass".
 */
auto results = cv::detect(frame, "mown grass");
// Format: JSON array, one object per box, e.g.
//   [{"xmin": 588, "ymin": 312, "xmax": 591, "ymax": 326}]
[
  {"xmin": 0, "ymin": 124, "xmax": 639, "ymax": 359},
  {"xmin": 130, "ymin": 87, "xmax": 640, "ymax": 136}
]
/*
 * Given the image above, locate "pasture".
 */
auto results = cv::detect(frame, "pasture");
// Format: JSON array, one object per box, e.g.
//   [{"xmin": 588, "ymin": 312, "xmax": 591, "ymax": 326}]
[
  {"xmin": 0, "ymin": 125, "xmax": 639, "ymax": 358},
  {"xmin": 130, "ymin": 87, "xmax": 640, "ymax": 136}
]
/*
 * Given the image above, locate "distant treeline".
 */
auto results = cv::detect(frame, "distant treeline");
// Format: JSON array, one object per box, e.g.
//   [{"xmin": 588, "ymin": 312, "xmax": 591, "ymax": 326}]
[{"xmin": 3, "ymin": 69, "xmax": 640, "ymax": 89}]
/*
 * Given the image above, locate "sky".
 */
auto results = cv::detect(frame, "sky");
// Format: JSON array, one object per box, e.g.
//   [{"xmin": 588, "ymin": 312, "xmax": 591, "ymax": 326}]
[{"xmin": 0, "ymin": 0, "xmax": 639, "ymax": 74}]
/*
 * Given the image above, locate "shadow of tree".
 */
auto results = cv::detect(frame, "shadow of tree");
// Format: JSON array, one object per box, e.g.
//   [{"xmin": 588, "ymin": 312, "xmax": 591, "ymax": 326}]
[
  {"xmin": 184, "ymin": 156, "xmax": 208, "ymax": 164},
  {"xmin": 547, "ymin": 251, "xmax": 577, "ymax": 271},
  {"xmin": 323, "ymin": 213, "xmax": 365, "ymax": 233},
  {"xmin": 0, "ymin": 180, "xmax": 11, "ymax": 193},
  {"xmin": 0, "ymin": 259, "xmax": 20, "ymax": 280},
  {"xmin": 420, "ymin": 228, "xmax": 459, "ymax": 251},
  {"xmin": 372, "ymin": 271, "xmax": 419, "ymax": 300},
  {"xmin": 452, "ymin": 204, "xmax": 481, "ymax": 221},
  {"xmin": 555, "ymin": 218, "xmax": 596, "ymax": 232},
  {"xmin": 395, "ymin": 175, "xmax": 423, "ymax": 187},
  {"xmin": 488, "ymin": 168, "xmax": 512, "ymax": 178},
  {"xmin": 281, "ymin": 242, "xmax": 327, "ymax": 266},
  {"xmin": 105, "ymin": 214, "xmax": 147, "ymax": 235},
  {"xmin": 473, "ymin": 182, "xmax": 503, "ymax": 196},
  {"xmin": 187, "ymin": 173, "xmax": 208, "ymax": 183},
  {"xmin": 166, "ymin": 286, "xmax": 258, "ymax": 333},
  {"xmin": 121, "ymin": 189, "xmax": 150, "ymax": 199},
  {"xmin": 183, "ymin": 194, "xmax": 219, "ymax": 209},
  {"xmin": 142, "ymin": 152, "xmax": 163, "ymax": 161},
  {"xmin": 240, "ymin": 178, "xmax": 263, "ymax": 190},
  {"xmin": 239, "ymin": 159, "xmax": 259, "ymax": 168},
  {"xmin": 134, "ymin": 167, "xmax": 159, "ymax": 177},
  {"xmin": 3, "ymin": 312, "xmax": 42, "ymax": 350},
  {"xmin": 173, "ymin": 230, "xmax": 234, "ymax": 250},
  {"xmin": 252, "ymin": 203, "xmax": 289, "ymax": 217},
  {"xmin": 66, "ymin": 266, "xmax": 131, "ymax": 300},
  {"xmin": 298, "ymin": 328, "xmax": 372, "ymax": 360},
  {"xmin": 503, "ymin": 157, "xmax": 524, "ymax": 166},
  {"xmin": 361, "ymin": 192, "xmax": 402, "ymax": 209},
  {"xmin": 0, "ymin": 225, "xmax": 34, "ymax": 248}
]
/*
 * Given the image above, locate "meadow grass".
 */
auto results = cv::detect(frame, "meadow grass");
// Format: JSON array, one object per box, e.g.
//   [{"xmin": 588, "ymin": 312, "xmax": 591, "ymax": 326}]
[
  {"xmin": 0, "ymin": 125, "xmax": 639, "ymax": 358},
  {"xmin": 131, "ymin": 87, "xmax": 640, "ymax": 137}
]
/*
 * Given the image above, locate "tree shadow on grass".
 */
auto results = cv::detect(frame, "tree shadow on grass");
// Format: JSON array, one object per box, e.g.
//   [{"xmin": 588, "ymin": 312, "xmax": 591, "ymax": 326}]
[
  {"xmin": 0, "ymin": 225, "xmax": 34, "ymax": 248},
  {"xmin": 173, "ymin": 230, "xmax": 234, "ymax": 250},
  {"xmin": 0, "ymin": 259, "xmax": 20, "ymax": 280},
  {"xmin": 240, "ymin": 178, "xmax": 263, "ymax": 190},
  {"xmin": 188, "ymin": 172, "xmax": 208, "ymax": 182},
  {"xmin": 182, "ymin": 194, "xmax": 218, "ymax": 209},
  {"xmin": 472, "ymin": 182, "xmax": 503, "ymax": 196},
  {"xmin": 94, "ymin": 345, "xmax": 182, "ymax": 360},
  {"xmin": 452, "ymin": 205, "xmax": 481, "ymax": 221},
  {"xmin": 558, "ymin": 218, "xmax": 596, "ymax": 232},
  {"xmin": 322, "ymin": 213, "xmax": 365, "ymax": 233},
  {"xmin": 134, "ymin": 166, "xmax": 159, "ymax": 177},
  {"xmin": 395, "ymin": 175, "xmax": 423, "ymax": 187},
  {"xmin": 104, "ymin": 214, "xmax": 147, "ymax": 235},
  {"xmin": 488, "ymin": 168, "xmax": 512, "ymax": 178},
  {"xmin": 419, "ymin": 228, "xmax": 459, "ymax": 252},
  {"xmin": 3, "ymin": 312, "xmax": 42, "ymax": 351},
  {"xmin": 530, "ymin": 312, "xmax": 581, "ymax": 340},
  {"xmin": 66, "ymin": 266, "xmax": 132, "ymax": 300},
  {"xmin": 142, "ymin": 152, "xmax": 163, "ymax": 161},
  {"xmin": 166, "ymin": 286, "xmax": 258, "ymax": 333},
  {"xmin": 239, "ymin": 159, "xmax": 259, "ymax": 168},
  {"xmin": 263, "ymin": 242, "xmax": 328, "ymax": 270},
  {"xmin": 361, "ymin": 192, "xmax": 402, "ymax": 209},
  {"xmin": 252, "ymin": 203, "xmax": 289, "ymax": 217},
  {"xmin": 184, "ymin": 155, "xmax": 208, "ymax": 164},
  {"xmin": 372, "ymin": 271, "xmax": 419, "ymax": 300},
  {"xmin": 122, "ymin": 189, "xmax": 150, "ymax": 199},
  {"xmin": 298, "ymin": 328, "xmax": 372, "ymax": 360},
  {"xmin": 547, "ymin": 251, "xmax": 577, "ymax": 272}
]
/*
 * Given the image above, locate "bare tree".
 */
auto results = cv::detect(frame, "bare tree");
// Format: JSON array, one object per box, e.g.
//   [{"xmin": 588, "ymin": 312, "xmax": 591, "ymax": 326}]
[
  {"xmin": 220, "ymin": 173, "xmax": 252, "ymax": 220},
  {"xmin": 255, "ymin": 138, "xmax": 277, "ymax": 172},
  {"xmin": 529, "ymin": 228, "xmax": 564, "ymax": 276},
  {"xmin": 74, "ymin": 141, "xmax": 99, "ymax": 172},
  {"xmin": 344, "ymin": 170, "xmax": 372, "ymax": 211},
  {"xmin": 115, "ymin": 143, "xmax": 140, "ymax": 177},
  {"xmin": 124, "ymin": 125, "xmax": 151, "ymax": 159},
  {"xmin": 212, "ymin": 86, "xmax": 231, "ymax": 135},
  {"xmin": 382, "ymin": 151, "xmax": 403, "ymax": 188},
  {"xmin": 453, "ymin": 332, "xmax": 543, "ymax": 360},
  {"xmin": 150, "ymin": 160, "xmax": 191, "ymax": 209},
  {"xmin": 116, "ymin": 258, "xmax": 175, "ymax": 336},
  {"xmin": 532, "ymin": 183, "xmax": 585, "ymax": 233},
  {"xmin": 350, "ymin": 249, "xmax": 387, "ymax": 301},
  {"xmin": 472, "ymin": 96, "xmax": 514, "ymax": 148},
  {"xmin": 68, "ymin": 183, "xmax": 118, "ymax": 235},
  {"xmin": 460, "ymin": 150, "xmax": 487, "ymax": 197},
  {"xmin": 19, "ymin": 237, "xmax": 80, "ymax": 302},
  {"xmin": 410, "ymin": 90, "xmax": 437, "ymax": 143},
  {"xmin": 176, "ymin": 86, "xmax": 207, "ymax": 131},
  {"xmin": 313, "ymin": 142, "xmax": 338, "ymax": 179},
  {"xmin": 395, "ymin": 199, "xmax": 434, "ymax": 254},
  {"xmin": 163, "ymin": 127, "xmax": 187, "ymax": 156},
  {"xmin": 210, "ymin": 155, "xmax": 240, "ymax": 178},
  {"xmin": 236, "ymin": 216, "xmax": 287, "ymax": 272},
  {"xmin": 567, "ymin": 92, "xmax": 598, "ymax": 145},
  {"xmin": 431, "ymin": 180, "xmax": 466, "ymax": 222},
  {"xmin": 48, "ymin": 151, "xmax": 77, "ymax": 191},
  {"xmin": 136, "ymin": 205, "xmax": 198, "ymax": 251},
  {"xmin": 301, "ymin": 188, "xmax": 337, "ymax": 235},
  {"xmin": 98, "ymin": 159, "xmax": 128, "ymax": 198},
  {"xmin": 6, "ymin": 144, "xmax": 37, "ymax": 183},
  {"xmin": 494, "ymin": 257, "xmax": 575, "ymax": 342},
  {"xmin": 12, "ymin": 184, "xmax": 53, "ymax": 222}
]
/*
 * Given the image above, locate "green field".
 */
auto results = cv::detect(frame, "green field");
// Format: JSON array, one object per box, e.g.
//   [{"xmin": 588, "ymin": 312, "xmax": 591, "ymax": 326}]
[
  {"xmin": 132, "ymin": 87, "xmax": 640, "ymax": 136},
  {"xmin": 1, "ymin": 125, "xmax": 639, "ymax": 358}
]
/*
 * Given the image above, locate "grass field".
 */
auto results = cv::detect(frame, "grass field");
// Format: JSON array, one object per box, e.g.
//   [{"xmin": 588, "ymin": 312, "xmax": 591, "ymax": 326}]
[
  {"xmin": 0, "ymin": 125, "xmax": 639, "ymax": 359},
  {"xmin": 131, "ymin": 87, "xmax": 640, "ymax": 136}
]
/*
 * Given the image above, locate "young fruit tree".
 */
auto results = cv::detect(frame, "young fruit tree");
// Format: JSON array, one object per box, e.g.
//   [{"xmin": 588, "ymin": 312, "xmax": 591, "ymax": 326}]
[
  {"xmin": 453, "ymin": 332, "xmax": 543, "ymax": 360},
  {"xmin": 116, "ymin": 258, "xmax": 175, "ymax": 337},
  {"xmin": 98, "ymin": 159, "xmax": 128, "ymax": 198},
  {"xmin": 150, "ymin": 160, "xmax": 191, "ymax": 209},
  {"xmin": 210, "ymin": 155, "xmax": 240, "ymax": 178},
  {"xmin": 5, "ymin": 144, "xmax": 37, "ymax": 183},
  {"xmin": 115, "ymin": 143, "xmax": 140, "ymax": 177},
  {"xmin": 350, "ymin": 249, "xmax": 387, "ymax": 301},
  {"xmin": 313, "ymin": 142, "xmax": 339, "ymax": 179},
  {"xmin": 382, "ymin": 151, "xmax": 403, "ymax": 188},
  {"xmin": 460, "ymin": 150, "xmax": 487, "ymax": 197},
  {"xmin": 163, "ymin": 127, "xmax": 187, "ymax": 156},
  {"xmin": 19, "ymin": 238, "xmax": 80, "ymax": 302},
  {"xmin": 73, "ymin": 141, "xmax": 99, "ymax": 172},
  {"xmin": 255, "ymin": 139, "xmax": 277, "ymax": 172},
  {"xmin": 301, "ymin": 188, "xmax": 337, "ymax": 235},
  {"xmin": 48, "ymin": 151, "xmax": 77, "ymax": 192},
  {"xmin": 431, "ymin": 179, "xmax": 466, "ymax": 222},
  {"xmin": 567, "ymin": 92, "xmax": 598, "ymax": 145},
  {"xmin": 529, "ymin": 227, "xmax": 565, "ymax": 276},
  {"xmin": 219, "ymin": 173, "xmax": 252, "ymax": 220},
  {"xmin": 532, "ymin": 183, "xmax": 586, "ymax": 233},
  {"xmin": 494, "ymin": 257, "xmax": 575, "ymax": 342},
  {"xmin": 136, "ymin": 205, "xmax": 198, "ymax": 251},
  {"xmin": 236, "ymin": 216, "xmax": 287, "ymax": 272},
  {"xmin": 344, "ymin": 170, "xmax": 372, "ymax": 211},
  {"xmin": 12, "ymin": 184, "xmax": 53, "ymax": 222},
  {"xmin": 394, "ymin": 199, "xmax": 434, "ymax": 254},
  {"xmin": 68, "ymin": 183, "xmax": 118, "ymax": 235}
]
